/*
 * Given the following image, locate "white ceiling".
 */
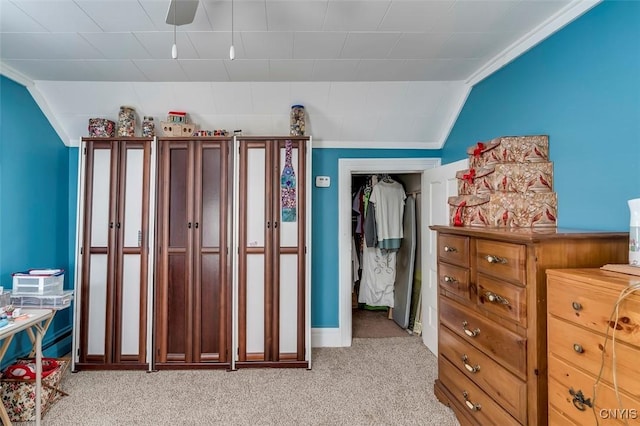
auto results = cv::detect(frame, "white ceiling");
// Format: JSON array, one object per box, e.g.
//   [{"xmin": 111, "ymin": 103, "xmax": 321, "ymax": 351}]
[{"xmin": 0, "ymin": 0, "xmax": 599, "ymax": 147}]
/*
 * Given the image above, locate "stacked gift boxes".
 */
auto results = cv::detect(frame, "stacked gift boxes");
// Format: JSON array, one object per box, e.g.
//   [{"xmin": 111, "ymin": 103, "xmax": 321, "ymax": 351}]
[{"xmin": 448, "ymin": 135, "xmax": 558, "ymax": 228}]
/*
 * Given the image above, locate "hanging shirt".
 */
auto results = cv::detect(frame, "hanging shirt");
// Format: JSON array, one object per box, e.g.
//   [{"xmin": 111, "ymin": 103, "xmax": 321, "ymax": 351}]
[{"xmin": 369, "ymin": 179, "xmax": 406, "ymax": 250}]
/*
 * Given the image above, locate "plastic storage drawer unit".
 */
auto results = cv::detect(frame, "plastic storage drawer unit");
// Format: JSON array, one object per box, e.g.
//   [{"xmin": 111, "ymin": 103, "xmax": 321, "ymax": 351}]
[{"xmin": 12, "ymin": 270, "xmax": 64, "ymax": 295}]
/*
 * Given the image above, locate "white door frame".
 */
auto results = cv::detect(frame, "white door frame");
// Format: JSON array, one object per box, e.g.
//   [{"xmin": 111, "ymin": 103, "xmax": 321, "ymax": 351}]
[{"xmin": 338, "ymin": 158, "xmax": 440, "ymax": 347}]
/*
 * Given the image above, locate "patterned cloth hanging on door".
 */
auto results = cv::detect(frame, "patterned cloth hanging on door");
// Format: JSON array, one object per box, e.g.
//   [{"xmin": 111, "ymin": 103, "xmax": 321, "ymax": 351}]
[{"xmin": 281, "ymin": 140, "xmax": 297, "ymax": 222}]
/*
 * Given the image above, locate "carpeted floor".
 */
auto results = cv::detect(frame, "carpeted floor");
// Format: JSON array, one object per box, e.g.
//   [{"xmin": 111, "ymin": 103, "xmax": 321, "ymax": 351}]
[
  {"xmin": 29, "ymin": 337, "xmax": 459, "ymax": 426},
  {"xmin": 352, "ymin": 308, "xmax": 411, "ymax": 338}
]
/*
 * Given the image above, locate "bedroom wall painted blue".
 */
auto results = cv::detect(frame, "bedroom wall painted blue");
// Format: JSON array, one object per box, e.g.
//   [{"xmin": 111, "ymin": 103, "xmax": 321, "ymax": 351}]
[
  {"xmin": 311, "ymin": 148, "xmax": 440, "ymax": 327},
  {"xmin": 0, "ymin": 75, "xmax": 73, "ymax": 365},
  {"xmin": 441, "ymin": 0, "xmax": 640, "ymax": 231}
]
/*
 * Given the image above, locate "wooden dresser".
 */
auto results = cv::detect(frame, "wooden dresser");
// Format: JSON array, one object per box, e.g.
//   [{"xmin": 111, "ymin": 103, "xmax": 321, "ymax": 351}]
[
  {"xmin": 430, "ymin": 226, "xmax": 628, "ymax": 426},
  {"xmin": 547, "ymin": 268, "xmax": 640, "ymax": 425}
]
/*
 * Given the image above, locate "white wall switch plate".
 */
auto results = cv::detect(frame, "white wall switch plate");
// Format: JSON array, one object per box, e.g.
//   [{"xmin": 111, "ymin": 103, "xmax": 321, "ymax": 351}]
[{"xmin": 315, "ymin": 176, "xmax": 331, "ymax": 187}]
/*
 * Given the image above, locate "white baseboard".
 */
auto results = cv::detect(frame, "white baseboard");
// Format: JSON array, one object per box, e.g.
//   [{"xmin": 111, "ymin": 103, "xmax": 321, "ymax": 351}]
[{"xmin": 311, "ymin": 327, "xmax": 347, "ymax": 348}]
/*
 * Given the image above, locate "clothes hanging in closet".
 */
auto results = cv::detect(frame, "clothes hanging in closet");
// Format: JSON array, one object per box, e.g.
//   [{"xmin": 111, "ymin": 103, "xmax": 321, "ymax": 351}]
[{"xmin": 358, "ymin": 176, "xmax": 406, "ymax": 307}]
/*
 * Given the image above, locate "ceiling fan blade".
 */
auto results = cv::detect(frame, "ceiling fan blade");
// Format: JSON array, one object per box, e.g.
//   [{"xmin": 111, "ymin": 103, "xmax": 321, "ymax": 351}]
[{"xmin": 165, "ymin": 0, "xmax": 199, "ymax": 26}]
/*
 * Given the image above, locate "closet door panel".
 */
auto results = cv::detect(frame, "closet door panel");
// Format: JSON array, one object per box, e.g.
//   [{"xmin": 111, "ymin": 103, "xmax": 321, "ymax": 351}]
[
  {"xmin": 168, "ymin": 148, "xmax": 189, "ymax": 248},
  {"xmin": 120, "ymin": 255, "xmax": 141, "ymax": 355},
  {"xmin": 201, "ymin": 147, "xmax": 221, "ymax": 246},
  {"xmin": 199, "ymin": 253, "xmax": 221, "ymax": 357},
  {"xmin": 279, "ymin": 254, "xmax": 299, "ymax": 354},
  {"xmin": 246, "ymin": 148, "xmax": 266, "ymax": 247},
  {"xmin": 246, "ymin": 254, "xmax": 266, "ymax": 356},
  {"xmin": 122, "ymin": 149, "xmax": 144, "ymax": 247},
  {"xmin": 87, "ymin": 254, "xmax": 108, "ymax": 356},
  {"xmin": 167, "ymin": 253, "xmax": 188, "ymax": 359},
  {"xmin": 89, "ymin": 149, "xmax": 112, "ymax": 246},
  {"xmin": 117, "ymin": 145, "xmax": 148, "ymax": 362},
  {"xmin": 198, "ymin": 143, "xmax": 225, "ymax": 361},
  {"xmin": 85, "ymin": 145, "xmax": 112, "ymax": 361}
]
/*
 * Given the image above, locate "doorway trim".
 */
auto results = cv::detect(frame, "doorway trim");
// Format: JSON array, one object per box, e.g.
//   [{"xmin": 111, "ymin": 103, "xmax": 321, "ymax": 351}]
[{"xmin": 338, "ymin": 158, "xmax": 440, "ymax": 347}]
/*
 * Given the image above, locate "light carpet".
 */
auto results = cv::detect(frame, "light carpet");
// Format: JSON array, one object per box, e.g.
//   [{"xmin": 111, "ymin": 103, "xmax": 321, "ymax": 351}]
[{"xmin": 33, "ymin": 337, "xmax": 459, "ymax": 426}]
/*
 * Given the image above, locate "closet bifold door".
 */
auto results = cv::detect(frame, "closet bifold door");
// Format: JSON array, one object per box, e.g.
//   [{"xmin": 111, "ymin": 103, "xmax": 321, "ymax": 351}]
[
  {"xmin": 77, "ymin": 137, "xmax": 151, "ymax": 369},
  {"xmin": 237, "ymin": 137, "xmax": 309, "ymax": 368},
  {"xmin": 154, "ymin": 137, "xmax": 232, "ymax": 369}
]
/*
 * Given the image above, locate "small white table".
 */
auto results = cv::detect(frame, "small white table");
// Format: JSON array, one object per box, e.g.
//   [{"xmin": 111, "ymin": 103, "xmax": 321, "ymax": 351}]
[{"xmin": 0, "ymin": 309, "xmax": 55, "ymax": 426}]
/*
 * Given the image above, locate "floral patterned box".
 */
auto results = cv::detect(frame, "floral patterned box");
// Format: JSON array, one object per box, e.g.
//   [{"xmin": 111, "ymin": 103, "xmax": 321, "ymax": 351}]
[
  {"xmin": 448, "ymin": 195, "xmax": 491, "ymax": 226},
  {"xmin": 457, "ymin": 162, "xmax": 554, "ymax": 195},
  {"xmin": 448, "ymin": 192, "xmax": 557, "ymax": 228},
  {"xmin": 0, "ymin": 359, "xmax": 68, "ymax": 422},
  {"xmin": 467, "ymin": 135, "xmax": 549, "ymax": 168},
  {"xmin": 487, "ymin": 192, "xmax": 557, "ymax": 227}
]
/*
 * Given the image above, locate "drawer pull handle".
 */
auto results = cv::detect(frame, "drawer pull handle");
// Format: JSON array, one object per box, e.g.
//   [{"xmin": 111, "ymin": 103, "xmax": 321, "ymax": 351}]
[
  {"xmin": 573, "ymin": 344, "xmax": 584, "ymax": 354},
  {"xmin": 484, "ymin": 291, "xmax": 510, "ymax": 305},
  {"xmin": 571, "ymin": 301, "xmax": 582, "ymax": 311},
  {"xmin": 462, "ymin": 391, "xmax": 481, "ymax": 412},
  {"xmin": 569, "ymin": 388, "xmax": 592, "ymax": 411},
  {"xmin": 444, "ymin": 246, "xmax": 457, "ymax": 253},
  {"xmin": 461, "ymin": 355, "xmax": 480, "ymax": 373},
  {"xmin": 462, "ymin": 321, "xmax": 480, "ymax": 337},
  {"xmin": 443, "ymin": 275, "xmax": 458, "ymax": 284},
  {"xmin": 485, "ymin": 255, "xmax": 507, "ymax": 264}
]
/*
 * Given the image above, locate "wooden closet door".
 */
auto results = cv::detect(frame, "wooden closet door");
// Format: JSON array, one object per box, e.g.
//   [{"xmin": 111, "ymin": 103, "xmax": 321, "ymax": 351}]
[
  {"xmin": 237, "ymin": 137, "xmax": 308, "ymax": 367},
  {"xmin": 194, "ymin": 140, "xmax": 230, "ymax": 363},
  {"xmin": 155, "ymin": 138, "xmax": 231, "ymax": 367},
  {"xmin": 78, "ymin": 138, "xmax": 150, "ymax": 368}
]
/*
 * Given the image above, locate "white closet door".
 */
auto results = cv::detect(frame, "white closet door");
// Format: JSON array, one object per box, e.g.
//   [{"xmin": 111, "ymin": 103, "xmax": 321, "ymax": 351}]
[
  {"xmin": 245, "ymin": 147, "xmax": 267, "ymax": 355},
  {"xmin": 86, "ymin": 148, "xmax": 111, "ymax": 357},
  {"xmin": 120, "ymin": 148, "xmax": 144, "ymax": 356}
]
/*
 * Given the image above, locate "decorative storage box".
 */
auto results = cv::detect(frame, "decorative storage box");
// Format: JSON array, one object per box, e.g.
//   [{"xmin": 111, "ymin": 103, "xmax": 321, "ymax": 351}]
[
  {"xmin": 468, "ymin": 135, "xmax": 549, "ymax": 168},
  {"xmin": 449, "ymin": 192, "xmax": 557, "ymax": 228},
  {"xmin": 456, "ymin": 162, "xmax": 554, "ymax": 195},
  {"xmin": 88, "ymin": 118, "xmax": 116, "ymax": 137},
  {"xmin": 10, "ymin": 290, "xmax": 74, "ymax": 309},
  {"xmin": 12, "ymin": 270, "xmax": 64, "ymax": 295},
  {"xmin": 0, "ymin": 359, "xmax": 69, "ymax": 422}
]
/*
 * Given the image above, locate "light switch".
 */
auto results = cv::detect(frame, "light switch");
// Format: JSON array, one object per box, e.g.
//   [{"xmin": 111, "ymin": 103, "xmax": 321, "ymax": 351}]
[{"xmin": 315, "ymin": 176, "xmax": 331, "ymax": 187}]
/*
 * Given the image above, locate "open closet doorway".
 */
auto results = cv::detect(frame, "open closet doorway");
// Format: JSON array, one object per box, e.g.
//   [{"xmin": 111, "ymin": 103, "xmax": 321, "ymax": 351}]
[
  {"xmin": 338, "ymin": 158, "xmax": 440, "ymax": 348},
  {"xmin": 350, "ymin": 173, "xmax": 421, "ymax": 339}
]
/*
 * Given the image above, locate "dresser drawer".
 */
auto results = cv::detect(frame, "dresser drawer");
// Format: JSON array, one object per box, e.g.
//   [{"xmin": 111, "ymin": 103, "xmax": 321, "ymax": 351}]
[
  {"xmin": 548, "ymin": 315, "xmax": 640, "ymax": 397},
  {"xmin": 547, "ymin": 277, "xmax": 640, "ymax": 348},
  {"xmin": 438, "ymin": 234, "xmax": 469, "ymax": 268},
  {"xmin": 439, "ymin": 326, "xmax": 526, "ymax": 423},
  {"xmin": 440, "ymin": 296, "xmax": 527, "ymax": 376},
  {"xmin": 548, "ymin": 354, "xmax": 635, "ymax": 425},
  {"xmin": 477, "ymin": 273, "xmax": 527, "ymax": 327},
  {"xmin": 439, "ymin": 357, "xmax": 520, "ymax": 426},
  {"xmin": 475, "ymin": 239, "xmax": 526, "ymax": 285},
  {"xmin": 439, "ymin": 262, "xmax": 470, "ymax": 302}
]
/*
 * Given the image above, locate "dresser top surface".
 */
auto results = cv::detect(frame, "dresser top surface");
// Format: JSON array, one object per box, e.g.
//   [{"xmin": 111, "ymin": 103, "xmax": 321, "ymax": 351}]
[
  {"xmin": 430, "ymin": 225, "xmax": 627, "ymax": 242},
  {"xmin": 547, "ymin": 267, "xmax": 640, "ymax": 289}
]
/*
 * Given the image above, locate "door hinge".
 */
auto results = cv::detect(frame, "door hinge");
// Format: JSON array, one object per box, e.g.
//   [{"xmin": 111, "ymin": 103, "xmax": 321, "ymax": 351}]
[
  {"xmin": 76, "ymin": 348, "xmax": 80, "ymax": 357},
  {"xmin": 80, "ymin": 247, "xmax": 84, "ymax": 255},
  {"xmin": 83, "ymin": 147, "xmax": 87, "ymax": 155}
]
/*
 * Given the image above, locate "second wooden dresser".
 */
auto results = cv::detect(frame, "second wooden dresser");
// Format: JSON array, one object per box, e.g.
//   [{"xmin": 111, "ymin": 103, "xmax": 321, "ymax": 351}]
[
  {"xmin": 430, "ymin": 226, "xmax": 628, "ymax": 425},
  {"xmin": 547, "ymin": 268, "xmax": 640, "ymax": 425}
]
